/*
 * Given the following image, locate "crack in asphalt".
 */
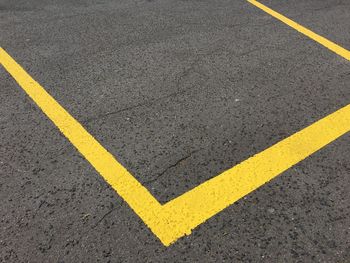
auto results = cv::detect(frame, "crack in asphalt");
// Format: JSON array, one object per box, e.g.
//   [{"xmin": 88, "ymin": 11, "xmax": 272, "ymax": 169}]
[{"xmin": 143, "ymin": 149, "xmax": 201, "ymax": 185}]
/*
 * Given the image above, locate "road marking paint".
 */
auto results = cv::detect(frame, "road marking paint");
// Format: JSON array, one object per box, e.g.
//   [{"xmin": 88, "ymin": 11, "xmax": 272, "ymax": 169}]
[
  {"xmin": 1, "ymin": 3, "xmax": 349, "ymax": 245},
  {"xmin": 2, "ymin": 47, "xmax": 349, "ymax": 245},
  {"xmin": 0, "ymin": 47, "xmax": 164, "ymax": 239},
  {"xmin": 248, "ymin": 0, "xmax": 350, "ymax": 60}
]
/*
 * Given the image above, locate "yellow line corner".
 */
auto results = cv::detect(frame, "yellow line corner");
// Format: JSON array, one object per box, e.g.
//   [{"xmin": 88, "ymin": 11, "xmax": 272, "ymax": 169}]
[{"xmin": 1, "ymin": 0, "xmax": 349, "ymax": 247}]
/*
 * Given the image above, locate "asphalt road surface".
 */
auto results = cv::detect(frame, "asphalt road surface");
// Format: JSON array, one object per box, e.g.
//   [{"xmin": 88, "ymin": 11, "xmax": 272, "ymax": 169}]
[{"xmin": 1, "ymin": 0, "xmax": 350, "ymax": 262}]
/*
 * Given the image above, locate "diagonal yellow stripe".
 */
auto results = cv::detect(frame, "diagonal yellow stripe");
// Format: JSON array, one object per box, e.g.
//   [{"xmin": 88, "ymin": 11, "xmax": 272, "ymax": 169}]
[
  {"xmin": 1, "ymin": 0, "xmax": 349, "ymax": 247},
  {"xmin": 0, "ymin": 47, "xmax": 164, "ymax": 237},
  {"xmin": 160, "ymin": 103, "xmax": 350, "ymax": 244},
  {"xmin": 248, "ymin": 0, "xmax": 350, "ymax": 60},
  {"xmin": 2, "ymin": 46, "xmax": 349, "ymax": 245}
]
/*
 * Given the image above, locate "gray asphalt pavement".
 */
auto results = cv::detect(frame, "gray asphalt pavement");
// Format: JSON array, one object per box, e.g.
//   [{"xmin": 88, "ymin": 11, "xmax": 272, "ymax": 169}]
[{"xmin": 1, "ymin": 0, "xmax": 349, "ymax": 262}]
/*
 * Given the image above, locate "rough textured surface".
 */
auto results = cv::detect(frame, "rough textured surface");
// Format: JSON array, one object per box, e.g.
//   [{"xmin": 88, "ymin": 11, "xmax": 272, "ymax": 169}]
[{"xmin": 0, "ymin": 0, "xmax": 349, "ymax": 261}]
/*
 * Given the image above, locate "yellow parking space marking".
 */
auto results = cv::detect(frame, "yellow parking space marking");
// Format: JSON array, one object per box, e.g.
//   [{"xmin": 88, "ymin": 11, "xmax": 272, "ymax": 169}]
[
  {"xmin": 0, "ymin": 48, "xmax": 163, "ymax": 238},
  {"xmin": 248, "ymin": 0, "xmax": 350, "ymax": 60},
  {"xmin": 1, "ymin": 2, "xmax": 350, "ymax": 246},
  {"xmin": 2, "ymin": 47, "xmax": 349, "ymax": 246}
]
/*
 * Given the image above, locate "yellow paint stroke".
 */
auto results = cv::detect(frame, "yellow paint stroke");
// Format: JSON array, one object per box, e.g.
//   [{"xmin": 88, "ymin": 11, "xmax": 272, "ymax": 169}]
[
  {"xmin": 0, "ymin": 48, "xmax": 164, "ymax": 239},
  {"xmin": 1, "ymin": 0, "xmax": 349, "ymax": 246},
  {"xmin": 248, "ymin": 0, "xmax": 350, "ymax": 60}
]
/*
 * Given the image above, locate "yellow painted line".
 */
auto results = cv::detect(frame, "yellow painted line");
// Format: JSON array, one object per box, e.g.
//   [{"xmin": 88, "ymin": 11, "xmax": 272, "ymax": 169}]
[
  {"xmin": 2, "ymin": 47, "xmax": 350, "ymax": 245},
  {"xmin": 1, "ymin": 2, "xmax": 350, "ymax": 246},
  {"xmin": 0, "ymin": 47, "xmax": 164, "ymax": 238},
  {"xmin": 248, "ymin": 0, "xmax": 350, "ymax": 60}
]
